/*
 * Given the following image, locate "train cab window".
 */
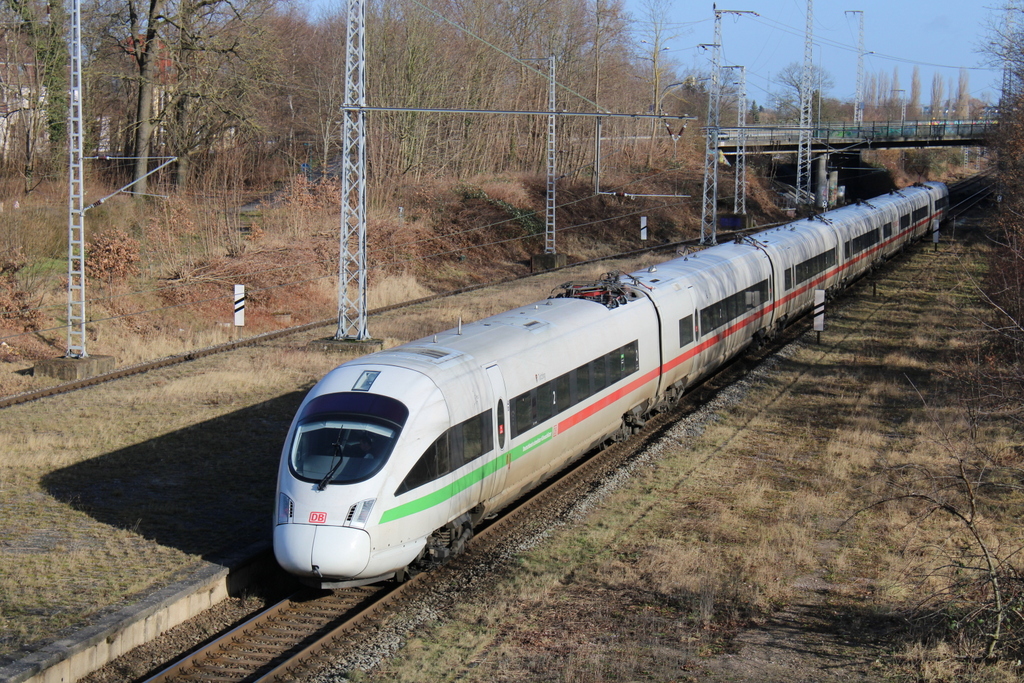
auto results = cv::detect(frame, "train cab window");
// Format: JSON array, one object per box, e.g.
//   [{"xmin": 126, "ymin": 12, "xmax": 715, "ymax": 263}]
[
  {"xmin": 679, "ymin": 315, "xmax": 694, "ymax": 347},
  {"xmin": 288, "ymin": 392, "xmax": 408, "ymax": 487}
]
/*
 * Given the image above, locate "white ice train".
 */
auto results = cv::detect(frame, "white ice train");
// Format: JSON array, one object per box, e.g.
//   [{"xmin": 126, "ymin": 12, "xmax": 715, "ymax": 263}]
[{"xmin": 274, "ymin": 182, "xmax": 949, "ymax": 588}]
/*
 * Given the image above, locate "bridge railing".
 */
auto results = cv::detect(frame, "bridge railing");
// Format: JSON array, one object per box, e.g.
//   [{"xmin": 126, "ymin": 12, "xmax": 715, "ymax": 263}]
[{"xmin": 720, "ymin": 120, "xmax": 995, "ymax": 146}]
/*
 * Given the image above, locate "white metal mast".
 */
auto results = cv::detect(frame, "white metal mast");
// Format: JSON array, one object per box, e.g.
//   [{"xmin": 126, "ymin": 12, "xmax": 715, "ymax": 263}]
[
  {"xmin": 336, "ymin": 0, "xmax": 369, "ymax": 341},
  {"xmin": 797, "ymin": 0, "xmax": 814, "ymax": 204},
  {"xmin": 545, "ymin": 54, "xmax": 557, "ymax": 255},
  {"xmin": 66, "ymin": 0, "xmax": 87, "ymax": 358},
  {"xmin": 846, "ymin": 10, "xmax": 864, "ymax": 126}
]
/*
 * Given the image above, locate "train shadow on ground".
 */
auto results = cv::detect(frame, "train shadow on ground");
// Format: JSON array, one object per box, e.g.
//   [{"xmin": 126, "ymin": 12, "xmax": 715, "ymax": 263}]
[{"xmin": 40, "ymin": 390, "xmax": 307, "ymax": 562}]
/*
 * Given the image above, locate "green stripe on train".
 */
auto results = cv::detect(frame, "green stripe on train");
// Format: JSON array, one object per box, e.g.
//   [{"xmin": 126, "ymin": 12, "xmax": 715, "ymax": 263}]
[{"xmin": 380, "ymin": 428, "xmax": 554, "ymax": 523}]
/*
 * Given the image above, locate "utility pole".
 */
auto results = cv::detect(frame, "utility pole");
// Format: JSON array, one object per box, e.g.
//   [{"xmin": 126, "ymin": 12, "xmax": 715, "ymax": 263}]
[
  {"xmin": 336, "ymin": 0, "xmax": 369, "ymax": 341},
  {"xmin": 797, "ymin": 0, "xmax": 814, "ymax": 205},
  {"xmin": 846, "ymin": 10, "xmax": 864, "ymax": 126}
]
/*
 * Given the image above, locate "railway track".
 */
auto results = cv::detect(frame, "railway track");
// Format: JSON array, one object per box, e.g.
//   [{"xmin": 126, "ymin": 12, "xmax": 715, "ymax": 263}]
[{"xmin": 132, "ymin": 276, "xmax": 831, "ymax": 683}]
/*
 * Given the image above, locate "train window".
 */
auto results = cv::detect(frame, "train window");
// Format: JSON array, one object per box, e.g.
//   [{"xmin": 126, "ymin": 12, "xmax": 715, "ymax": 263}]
[
  {"xmin": 513, "ymin": 393, "xmax": 533, "ymax": 437},
  {"xmin": 900, "ymin": 214, "xmax": 911, "ymax": 230},
  {"xmin": 882, "ymin": 222, "xmax": 893, "ymax": 239},
  {"xmin": 496, "ymin": 400, "xmax": 505, "ymax": 449},
  {"xmin": 574, "ymin": 366, "xmax": 590, "ymax": 406},
  {"xmin": 461, "ymin": 412, "xmax": 492, "ymax": 463},
  {"xmin": 509, "ymin": 340, "xmax": 640, "ymax": 439},
  {"xmin": 912, "ymin": 206, "xmax": 928, "ymax": 223},
  {"xmin": 555, "ymin": 372, "xmax": 571, "ymax": 413},
  {"xmin": 846, "ymin": 229, "xmax": 880, "ymax": 259},
  {"xmin": 396, "ymin": 432, "xmax": 450, "ymax": 495},
  {"xmin": 700, "ymin": 280, "xmax": 769, "ymax": 334},
  {"xmin": 791, "ymin": 248, "xmax": 837, "ymax": 289},
  {"xmin": 784, "ymin": 268, "xmax": 792, "ymax": 291},
  {"xmin": 395, "ymin": 410, "xmax": 494, "ymax": 495},
  {"xmin": 535, "ymin": 383, "xmax": 554, "ymax": 424},
  {"xmin": 679, "ymin": 315, "xmax": 694, "ymax": 347},
  {"xmin": 623, "ymin": 341, "xmax": 639, "ymax": 373},
  {"xmin": 593, "ymin": 356, "xmax": 608, "ymax": 392}
]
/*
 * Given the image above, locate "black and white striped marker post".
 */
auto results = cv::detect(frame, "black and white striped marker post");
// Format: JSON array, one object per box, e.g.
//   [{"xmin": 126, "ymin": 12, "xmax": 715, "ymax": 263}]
[
  {"xmin": 813, "ymin": 289, "xmax": 825, "ymax": 344},
  {"xmin": 234, "ymin": 285, "xmax": 245, "ymax": 327}
]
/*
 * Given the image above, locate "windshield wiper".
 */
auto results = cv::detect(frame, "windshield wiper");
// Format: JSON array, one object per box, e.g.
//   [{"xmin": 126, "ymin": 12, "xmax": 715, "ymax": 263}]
[{"xmin": 316, "ymin": 434, "xmax": 347, "ymax": 491}]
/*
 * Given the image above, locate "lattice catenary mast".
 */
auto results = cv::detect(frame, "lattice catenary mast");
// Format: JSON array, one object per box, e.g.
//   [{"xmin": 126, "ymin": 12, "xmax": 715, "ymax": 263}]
[
  {"xmin": 66, "ymin": 0, "xmax": 86, "ymax": 358},
  {"xmin": 846, "ymin": 10, "xmax": 865, "ymax": 127},
  {"xmin": 544, "ymin": 55, "xmax": 557, "ymax": 255},
  {"xmin": 700, "ymin": 6, "xmax": 756, "ymax": 245},
  {"xmin": 797, "ymin": 0, "xmax": 814, "ymax": 204},
  {"xmin": 725, "ymin": 65, "xmax": 747, "ymax": 216},
  {"xmin": 336, "ymin": 0, "xmax": 369, "ymax": 341}
]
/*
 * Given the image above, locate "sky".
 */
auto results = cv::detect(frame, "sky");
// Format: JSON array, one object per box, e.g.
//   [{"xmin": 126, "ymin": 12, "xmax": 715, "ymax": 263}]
[{"xmin": 638, "ymin": 0, "xmax": 1004, "ymax": 109}]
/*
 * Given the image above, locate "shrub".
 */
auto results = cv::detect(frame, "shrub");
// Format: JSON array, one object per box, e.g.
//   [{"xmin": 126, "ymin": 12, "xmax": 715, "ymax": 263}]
[{"xmin": 86, "ymin": 230, "xmax": 141, "ymax": 291}]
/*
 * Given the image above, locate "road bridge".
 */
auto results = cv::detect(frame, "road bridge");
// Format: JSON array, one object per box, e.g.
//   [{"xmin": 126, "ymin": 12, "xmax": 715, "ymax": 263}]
[{"xmin": 718, "ymin": 120, "xmax": 993, "ymax": 155}]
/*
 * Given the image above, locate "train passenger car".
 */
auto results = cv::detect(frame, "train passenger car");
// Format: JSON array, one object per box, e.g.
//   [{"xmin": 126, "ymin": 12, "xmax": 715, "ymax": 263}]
[{"xmin": 274, "ymin": 182, "xmax": 948, "ymax": 588}]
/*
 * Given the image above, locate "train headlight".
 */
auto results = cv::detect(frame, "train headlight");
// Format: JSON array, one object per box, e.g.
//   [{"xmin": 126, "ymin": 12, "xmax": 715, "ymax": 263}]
[
  {"xmin": 343, "ymin": 498, "xmax": 375, "ymax": 529},
  {"xmin": 277, "ymin": 493, "xmax": 294, "ymax": 525}
]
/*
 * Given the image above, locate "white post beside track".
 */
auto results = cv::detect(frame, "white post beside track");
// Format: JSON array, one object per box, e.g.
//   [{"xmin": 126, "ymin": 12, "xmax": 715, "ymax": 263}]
[
  {"xmin": 234, "ymin": 285, "xmax": 245, "ymax": 327},
  {"xmin": 813, "ymin": 289, "xmax": 825, "ymax": 343}
]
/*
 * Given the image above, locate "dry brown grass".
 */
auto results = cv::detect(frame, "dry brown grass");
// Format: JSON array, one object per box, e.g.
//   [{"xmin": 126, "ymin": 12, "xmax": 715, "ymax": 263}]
[{"xmin": 353, "ymin": 215, "xmax": 1023, "ymax": 682}]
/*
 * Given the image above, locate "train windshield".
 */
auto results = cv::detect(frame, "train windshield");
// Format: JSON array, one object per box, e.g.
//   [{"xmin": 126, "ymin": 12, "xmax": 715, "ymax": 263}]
[{"xmin": 289, "ymin": 392, "xmax": 408, "ymax": 486}]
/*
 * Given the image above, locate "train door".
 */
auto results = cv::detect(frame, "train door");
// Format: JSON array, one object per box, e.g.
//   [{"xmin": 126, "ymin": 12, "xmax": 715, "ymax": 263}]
[{"xmin": 481, "ymin": 364, "xmax": 510, "ymax": 504}]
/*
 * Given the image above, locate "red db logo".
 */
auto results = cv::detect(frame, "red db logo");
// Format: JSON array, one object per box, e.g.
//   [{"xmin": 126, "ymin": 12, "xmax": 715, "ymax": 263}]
[{"xmin": 309, "ymin": 511, "xmax": 328, "ymax": 524}]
